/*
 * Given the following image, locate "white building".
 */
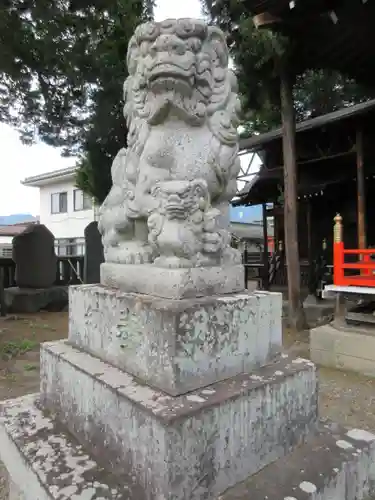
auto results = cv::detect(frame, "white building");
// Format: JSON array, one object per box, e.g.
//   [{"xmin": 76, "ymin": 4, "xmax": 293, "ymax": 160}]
[{"xmin": 22, "ymin": 167, "xmax": 96, "ymax": 255}]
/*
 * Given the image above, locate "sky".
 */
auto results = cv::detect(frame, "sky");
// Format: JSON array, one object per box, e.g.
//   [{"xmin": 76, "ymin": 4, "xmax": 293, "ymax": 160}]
[{"xmin": 0, "ymin": 0, "xmax": 257, "ymax": 216}]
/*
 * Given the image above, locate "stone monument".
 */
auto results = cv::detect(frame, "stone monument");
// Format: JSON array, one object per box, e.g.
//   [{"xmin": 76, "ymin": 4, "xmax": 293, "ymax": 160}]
[
  {"xmin": 1, "ymin": 18, "xmax": 375, "ymax": 500},
  {"xmin": 84, "ymin": 221, "xmax": 104, "ymax": 284},
  {"xmin": 4, "ymin": 224, "xmax": 67, "ymax": 312},
  {"xmin": 13, "ymin": 224, "xmax": 56, "ymax": 288}
]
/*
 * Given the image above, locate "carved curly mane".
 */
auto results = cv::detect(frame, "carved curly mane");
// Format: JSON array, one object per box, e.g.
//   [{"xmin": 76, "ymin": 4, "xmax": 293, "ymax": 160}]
[{"xmin": 122, "ymin": 18, "xmax": 241, "ymax": 200}]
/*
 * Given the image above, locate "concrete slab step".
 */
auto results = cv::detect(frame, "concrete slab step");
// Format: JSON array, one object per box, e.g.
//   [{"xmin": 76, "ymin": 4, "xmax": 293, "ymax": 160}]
[
  {"xmin": 220, "ymin": 420, "xmax": 375, "ymax": 500},
  {"xmin": 1, "ymin": 394, "xmax": 375, "ymax": 500},
  {"xmin": 0, "ymin": 394, "xmax": 133, "ymax": 499}
]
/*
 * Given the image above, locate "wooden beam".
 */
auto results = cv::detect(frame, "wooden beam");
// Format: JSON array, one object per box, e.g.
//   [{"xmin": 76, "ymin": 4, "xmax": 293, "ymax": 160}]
[
  {"xmin": 356, "ymin": 127, "xmax": 366, "ymax": 249},
  {"xmin": 253, "ymin": 12, "xmax": 281, "ymax": 28},
  {"xmin": 306, "ymin": 199, "xmax": 315, "ymax": 296},
  {"xmin": 280, "ymin": 66, "xmax": 306, "ymax": 331}
]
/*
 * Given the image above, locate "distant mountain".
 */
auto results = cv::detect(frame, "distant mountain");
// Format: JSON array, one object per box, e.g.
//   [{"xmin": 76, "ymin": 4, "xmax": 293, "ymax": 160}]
[{"xmin": 0, "ymin": 214, "xmax": 37, "ymax": 225}]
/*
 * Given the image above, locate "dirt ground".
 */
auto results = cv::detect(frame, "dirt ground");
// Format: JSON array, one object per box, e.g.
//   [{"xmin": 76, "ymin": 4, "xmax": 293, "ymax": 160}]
[{"xmin": 0, "ymin": 313, "xmax": 375, "ymax": 498}]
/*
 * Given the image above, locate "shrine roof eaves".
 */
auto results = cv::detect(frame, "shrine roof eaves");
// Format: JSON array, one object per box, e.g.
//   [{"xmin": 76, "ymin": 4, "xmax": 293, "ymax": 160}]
[{"xmin": 239, "ymin": 99, "xmax": 375, "ymax": 152}]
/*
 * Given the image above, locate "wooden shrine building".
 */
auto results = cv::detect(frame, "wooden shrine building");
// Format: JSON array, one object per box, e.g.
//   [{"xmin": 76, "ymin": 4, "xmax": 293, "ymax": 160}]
[
  {"xmin": 240, "ymin": 0, "xmax": 375, "ymax": 327},
  {"xmin": 238, "ymin": 99, "xmax": 375, "ymax": 294}
]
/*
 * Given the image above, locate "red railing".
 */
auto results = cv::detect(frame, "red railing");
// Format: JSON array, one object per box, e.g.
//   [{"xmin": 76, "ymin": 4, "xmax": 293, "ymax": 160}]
[{"xmin": 333, "ymin": 214, "xmax": 375, "ymax": 287}]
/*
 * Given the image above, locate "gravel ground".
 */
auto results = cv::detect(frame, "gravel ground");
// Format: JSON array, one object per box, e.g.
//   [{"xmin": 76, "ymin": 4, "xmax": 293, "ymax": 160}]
[{"xmin": 0, "ymin": 314, "xmax": 374, "ymax": 498}]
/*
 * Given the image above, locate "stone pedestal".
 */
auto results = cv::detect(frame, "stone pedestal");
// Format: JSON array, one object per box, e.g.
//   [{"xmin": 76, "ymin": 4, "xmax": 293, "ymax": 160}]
[
  {"xmin": 4, "ymin": 285, "xmax": 68, "ymax": 313},
  {"xmin": 69, "ymin": 285, "xmax": 281, "ymax": 395},
  {"xmin": 39, "ymin": 341, "xmax": 317, "ymax": 499},
  {"xmin": 310, "ymin": 322, "xmax": 375, "ymax": 377},
  {"xmin": 100, "ymin": 263, "xmax": 245, "ymax": 299},
  {"xmin": 1, "ymin": 284, "xmax": 375, "ymax": 499}
]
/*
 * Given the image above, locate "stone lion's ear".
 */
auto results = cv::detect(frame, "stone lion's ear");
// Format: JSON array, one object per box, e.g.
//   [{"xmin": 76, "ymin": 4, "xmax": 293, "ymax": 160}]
[
  {"xmin": 206, "ymin": 27, "xmax": 229, "ymax": 68},
  {"xmin": 150, "ymin": 185, "xmax": 160, "ymax": 198},
  {"xmin": 126, "ymin": 36, "xmax": 139, "ymax": 76},
  {"xmin": 191, "ymin": 179, "xmax": 209, "ymax": 200}
]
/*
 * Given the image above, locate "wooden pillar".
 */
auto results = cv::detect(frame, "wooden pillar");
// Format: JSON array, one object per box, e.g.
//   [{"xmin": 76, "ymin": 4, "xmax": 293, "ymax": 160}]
[
  {"xmin": 262, "ymin": 203, "xmax": 270, "ymax": 290},
  {"xmin": 333, "ymin": 214, "xmax": 345, "ymax": 286},
  {"xmin": 280, "ymin": 66, "xmax": 305, "ymax": 331},
  {"xmin": 306, "ymin": 199, "xmax": 315, "ymax": 296},
  {"xmin": 356, "ymin": 127, "xmax": 366, "ymax": 249}
]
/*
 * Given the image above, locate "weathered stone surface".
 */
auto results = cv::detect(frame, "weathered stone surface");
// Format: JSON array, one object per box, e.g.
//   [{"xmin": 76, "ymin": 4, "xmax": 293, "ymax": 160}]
[
  {"xmin": 84, "ymin": 221, "xmax": 104, "ymax": 284},
  {"xmin": 69, "ymin": 285, "xmax": 282, "ymax": 395},
  {"xmin": 2, "ymin": 398, "xmax": 375, "ymax": 500},
  {"xmin": 4, "ymin": 285, "xmax": 68, "ymax": 313},
  {"xmin": 100, "ymin": 262, "xmax": 244, "ymax": 299},
  {"xmin": 310, "ymin": 322, "xmax": 375, "ymax": 377},
  {"xmin": 0, "ymin": 394, "xmax": 134, "ymax": 499},
  {"xmin": 221, "ymin": 420, "xmax": 375, "ymax": 500},
  {"xmin": 9, "ymin": 480, "xmax": 24, "ymax": 500},
  {"xmin": 12, "ymin": 224, "xmax": 57, "ymax": 288},
  {"xmin": 40, "ymin": 340, "xmax": 318, "ymax": 500},
  {"xmin": 97, "ymin": 18, "xmax": 242, "ymax": 295}
]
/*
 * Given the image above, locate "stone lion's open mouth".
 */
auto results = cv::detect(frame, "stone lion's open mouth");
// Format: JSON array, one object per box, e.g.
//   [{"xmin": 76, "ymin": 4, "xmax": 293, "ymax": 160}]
[
  {"xmin": 148, "ymin": 64, "xmax": 193, "ymax": 84},
  {"xmin": 165, "ymin": 203, "xmax": 186, "ymax": 218},
  {"xmin": 166, "ymin": 203, "xmax": 184, "ymax": 211}
]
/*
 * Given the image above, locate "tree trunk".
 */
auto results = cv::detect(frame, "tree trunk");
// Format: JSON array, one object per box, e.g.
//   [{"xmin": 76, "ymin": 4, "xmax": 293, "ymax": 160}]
[{"xmin": 280, "ymin": 67, "xmax": 306, "ymax": 331}]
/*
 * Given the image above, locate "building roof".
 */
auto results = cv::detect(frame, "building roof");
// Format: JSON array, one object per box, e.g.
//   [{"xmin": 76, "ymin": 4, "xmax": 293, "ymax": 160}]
[
  {"xmin": 0, "ymin": 224, "xmax": 32, "ymax": 236},
  {"xmin": 22, "ymin": 166, "xmax": 77, "ymax": 187},
  {"xmin": 237, "ymin": 99, "xmax": 375, "ymax": 206}
]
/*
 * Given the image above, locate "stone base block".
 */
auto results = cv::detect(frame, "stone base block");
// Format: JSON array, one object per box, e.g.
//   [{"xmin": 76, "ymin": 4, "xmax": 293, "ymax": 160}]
[
  {"xmin": 69, "ymin": 285, "xmax": 282, "ymax": 395},
  {"xmin": 40, "ymin": 340, "xmax": 318, "ymax": 500},
  {"xmin": 310, "ymin": 323, "xmax": 375, "ymax": 377},
  {"xmin": 2, "ymin": 398, "xmax": 375, "ymax": 500},
  {"xmin": 100, "ymin": 262, "xmax": 244, "ymax": 299},
  {"xmin": 4, "ymin": 286, "xmax": 68, "ymax": 313},
  {"xmin": 221, "ymin": 420, "xmax": 375, "ymax": 500},
  {"xmin": 0, "ymin": 394, "xmax": 134, "ymax": 499}
]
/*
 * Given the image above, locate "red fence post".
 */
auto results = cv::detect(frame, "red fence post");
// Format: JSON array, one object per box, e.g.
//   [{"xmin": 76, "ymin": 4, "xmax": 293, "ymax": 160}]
[{"xmin": 333, "ymin": 214, "xmax": 345, "ymax": 286}]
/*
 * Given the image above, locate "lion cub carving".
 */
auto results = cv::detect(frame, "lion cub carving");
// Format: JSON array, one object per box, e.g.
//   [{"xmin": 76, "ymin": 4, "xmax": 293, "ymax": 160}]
[{"xmin": 147, "ymin": 179, "xmax": 225, "ymax": 268}]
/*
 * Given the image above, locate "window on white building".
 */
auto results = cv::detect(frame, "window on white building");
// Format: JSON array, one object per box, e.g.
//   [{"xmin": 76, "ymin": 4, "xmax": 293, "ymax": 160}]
[
  {"xmin": 55, "ymin": 238, "xmax": 85, "ymax": 256},
  {"xmin": 51, "ymin": 192, "xmax": 68, "ymax": 214},
  {"xmin": 73, "ymin": 189, "xmax": 92, "ymax": 211}
]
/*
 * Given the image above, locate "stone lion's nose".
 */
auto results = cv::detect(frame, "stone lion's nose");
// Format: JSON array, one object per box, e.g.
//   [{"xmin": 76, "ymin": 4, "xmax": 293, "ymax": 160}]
[
  {"xmin": 168, "ymin": 194, "xmax": 181, "ymax": 204},
  {"xmin": 151, "ymin": 35, "xmax": 186, "ymax": 55}
]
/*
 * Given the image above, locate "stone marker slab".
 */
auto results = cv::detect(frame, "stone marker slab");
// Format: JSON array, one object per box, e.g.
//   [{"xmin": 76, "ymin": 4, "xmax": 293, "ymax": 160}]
[
  {"xmin": 221, "ymin": 420, "xmax": 375, "ymax": 500},
  {"xmin": 13, "ymin": 224, "xmax": 57, "ymax": 289},
  {"xmin": 100, "ymin": 262, "xmax": 244, "ymax": 299},
  {"xmin": 69, "ymin": 285, "xmax": 282, "ymax": 395},
  {"xmin": 0, "ymin": 394, "xmax": 136, "ymax": 500},
  {"xmin": 40, "ymin": 340, "xmax": 318, "ymax": 500},
  {"xmin": 84, "ymin": 221, "xmax": 104, "ymax": 284}
]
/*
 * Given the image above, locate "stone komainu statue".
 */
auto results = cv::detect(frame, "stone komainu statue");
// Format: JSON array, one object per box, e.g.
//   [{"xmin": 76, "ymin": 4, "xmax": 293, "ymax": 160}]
[{"xmin": 98, "ymin": 18, "xmax": 241, "ymax": 268}]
